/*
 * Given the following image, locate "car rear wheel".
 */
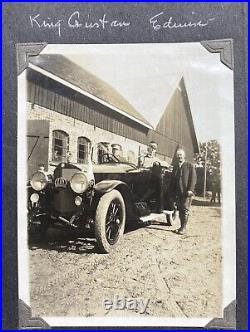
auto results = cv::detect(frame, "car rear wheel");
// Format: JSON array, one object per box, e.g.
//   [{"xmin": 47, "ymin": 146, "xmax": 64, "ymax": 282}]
[{"xmin": 95, "ymin": 189, "xmax": 126, "ymax": 253}]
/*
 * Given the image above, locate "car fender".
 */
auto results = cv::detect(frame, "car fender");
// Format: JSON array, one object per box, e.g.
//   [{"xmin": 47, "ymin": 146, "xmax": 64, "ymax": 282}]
[
  {"xmin": 94, "ymin": 180, "xmax": 128, "ymax": 194},
  {"xmin": 93, "ymin": 180, "xmax": 137, "ymax": 223}
]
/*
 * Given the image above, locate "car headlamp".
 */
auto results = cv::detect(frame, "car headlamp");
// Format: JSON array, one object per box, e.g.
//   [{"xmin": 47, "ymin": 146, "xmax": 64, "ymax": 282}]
[
  {"xmin": 30, "ymin": 171, "xmax": 48, "ymax": 191},
  {"xmin": 70, "ymin": 172, "xmax": 88, "ymax": 194},
  {"xmin": 30, "ymin": 193, "xmax": 39, "ymax": 203},
  {"xmin": 75, "ymin": 196, "xmax": 83, "ymax": 206}
]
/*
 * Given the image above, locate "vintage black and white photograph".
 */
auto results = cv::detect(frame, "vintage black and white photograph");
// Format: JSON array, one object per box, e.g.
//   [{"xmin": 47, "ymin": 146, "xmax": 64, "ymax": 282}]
[{"xmin": 17, "ymin": 42, "xmax": 236, "ymax": 327}]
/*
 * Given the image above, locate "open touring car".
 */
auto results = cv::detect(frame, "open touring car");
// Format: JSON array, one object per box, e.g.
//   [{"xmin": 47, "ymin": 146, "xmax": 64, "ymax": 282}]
[{"xmin": 27, "ymin": 153, "xmax": 175, "ymax": 253}]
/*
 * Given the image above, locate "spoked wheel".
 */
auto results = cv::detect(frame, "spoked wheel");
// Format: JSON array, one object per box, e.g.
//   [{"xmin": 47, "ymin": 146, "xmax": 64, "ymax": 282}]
[{"xmin": 95, "ymin": 190, "xmax": 126, "ymax": 253}]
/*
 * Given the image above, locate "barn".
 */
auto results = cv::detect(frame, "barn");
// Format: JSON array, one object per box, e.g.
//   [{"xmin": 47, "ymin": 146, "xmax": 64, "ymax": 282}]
[
  {"xmin": 148, "ymin": 77, "xmax": 199, "ymax": 163},
  {"xmin": 26, "ymin": 54, "xmax": 199, "ymax": 179}
]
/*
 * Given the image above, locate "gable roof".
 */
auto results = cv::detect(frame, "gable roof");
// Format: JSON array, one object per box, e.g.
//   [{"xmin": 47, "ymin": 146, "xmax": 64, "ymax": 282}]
[
  {"xmin": 178, "ymin": 77, "xmax": 199, "ymax": 153},
  {"xmin": 29, "ymin": 54, "xmax": 152, "ymax": 129},
  {"xmin": 155, "ymin": 77, "xmax": 199, "ymax": 154}
]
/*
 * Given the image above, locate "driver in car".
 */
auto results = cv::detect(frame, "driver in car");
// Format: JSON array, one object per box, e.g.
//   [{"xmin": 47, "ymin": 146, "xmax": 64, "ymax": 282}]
[{"xmin": 111, "ymin": 144, "xmax": 128, "ymax": 163}]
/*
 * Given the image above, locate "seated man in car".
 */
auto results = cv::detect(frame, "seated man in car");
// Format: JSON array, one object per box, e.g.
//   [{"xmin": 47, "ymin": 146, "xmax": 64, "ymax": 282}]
[{"xmin": 111, "ymin": 144, "xmax": 128, "ymax": 163}]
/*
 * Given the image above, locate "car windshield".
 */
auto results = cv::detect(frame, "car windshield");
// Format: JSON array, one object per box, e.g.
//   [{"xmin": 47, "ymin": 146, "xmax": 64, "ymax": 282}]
[
  {"xmin": 98, "ymin": 152, "xmax": 138, "ymax": 169},
  {"xmin": 95, "ymin": 142, "xmax": 138, "ymax": 168}
]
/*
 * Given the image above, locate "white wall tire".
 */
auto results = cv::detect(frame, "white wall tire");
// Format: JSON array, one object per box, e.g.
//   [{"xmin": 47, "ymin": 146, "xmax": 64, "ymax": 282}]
[{"xmin": 95, "ymin": 189, "xmax": 126, "ymax": 253}]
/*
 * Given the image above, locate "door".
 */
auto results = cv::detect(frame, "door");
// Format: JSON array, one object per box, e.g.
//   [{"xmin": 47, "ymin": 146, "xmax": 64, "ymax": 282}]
[{"xmin": 27, "ymin": 120, "xmax": 49, "ymax": 180}]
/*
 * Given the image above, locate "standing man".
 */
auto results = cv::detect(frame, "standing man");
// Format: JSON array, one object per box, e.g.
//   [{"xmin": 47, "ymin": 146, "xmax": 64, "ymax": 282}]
[
  {"xmin": 171, "ymin": 148, "xmax": 197, "ymax": 235},
  {"xmin": 210, "ymin": 169, "xmax": 221, "ymax": 204},
  {"xmin": 141, "ymin": 141, "xmax": 161, "ymax": 168}
]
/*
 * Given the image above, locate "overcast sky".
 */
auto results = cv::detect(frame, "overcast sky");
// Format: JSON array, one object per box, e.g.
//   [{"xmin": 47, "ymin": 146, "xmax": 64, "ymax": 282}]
[{"xmin": 42, "ymin": 43, "xmax": 234, "ymax": 143}]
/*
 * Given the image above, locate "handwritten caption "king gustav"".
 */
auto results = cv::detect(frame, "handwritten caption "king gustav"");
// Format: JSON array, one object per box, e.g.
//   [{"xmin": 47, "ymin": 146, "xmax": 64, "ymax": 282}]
[{"xmin": 29, "ymin": 11, "xmax": 215, "ymax": 37}]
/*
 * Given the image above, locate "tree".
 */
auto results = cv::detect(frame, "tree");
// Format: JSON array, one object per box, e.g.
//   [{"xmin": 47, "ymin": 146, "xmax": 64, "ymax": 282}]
[
  {"xmin": 194, "ymin": 140, "xmax": 221, "ymax": 195},
  {"xmin": 195, "ymin": 140, "xmax": 221, "ymax": 173}
]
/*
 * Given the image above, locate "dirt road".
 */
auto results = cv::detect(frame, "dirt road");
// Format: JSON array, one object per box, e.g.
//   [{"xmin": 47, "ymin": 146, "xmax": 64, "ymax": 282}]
[{"xmin": 29, "ymin": 198, "xmax": 222, "ymax": 318}]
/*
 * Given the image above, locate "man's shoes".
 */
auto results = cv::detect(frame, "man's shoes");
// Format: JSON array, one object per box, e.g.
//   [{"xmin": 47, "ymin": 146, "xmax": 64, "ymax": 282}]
[{"xmin": 175, "ymin": 228, "xmax": 186, "ymax": 235}]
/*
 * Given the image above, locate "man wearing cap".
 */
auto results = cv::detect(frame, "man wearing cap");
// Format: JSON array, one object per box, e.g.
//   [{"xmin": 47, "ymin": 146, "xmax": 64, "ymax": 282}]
[
  {"xmin": 111, "ymin": 144, "xmax": 127, "ymax": 163},
  {"xmin": 171, "ymin": 148, "xmax": 197, "ymax": 235},
  {"xmin": 142, "ymin": 141, "xmax": 161, "ymax": 168}
]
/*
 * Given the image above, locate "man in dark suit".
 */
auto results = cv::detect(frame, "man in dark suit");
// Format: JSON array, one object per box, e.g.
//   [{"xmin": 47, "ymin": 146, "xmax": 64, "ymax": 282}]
[{"xmin": 171, "ymin": 148, "xmax": 197, "ymax": 235}]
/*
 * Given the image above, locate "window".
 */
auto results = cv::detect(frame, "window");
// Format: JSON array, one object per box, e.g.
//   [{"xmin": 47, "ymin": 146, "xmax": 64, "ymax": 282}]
[
  {"xmin": 78, "ymin": 137, "xmax": 91, "ymax": 163},
  {"xmin": 52, "ymin": 130, "xmax": 69, "ymax": 162}
]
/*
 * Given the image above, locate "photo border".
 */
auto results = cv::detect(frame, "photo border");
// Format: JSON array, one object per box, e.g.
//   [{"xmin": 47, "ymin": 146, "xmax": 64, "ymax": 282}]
[{"xmin": 16, "ymin": 39, "xmax": 235, "ymax": 330}]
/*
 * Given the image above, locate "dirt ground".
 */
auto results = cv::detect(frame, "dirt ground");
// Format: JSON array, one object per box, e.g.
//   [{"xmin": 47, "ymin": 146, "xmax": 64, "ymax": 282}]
[{"xmin": 29, "ymin": 197, "xmax": 222, "ymax": 318}]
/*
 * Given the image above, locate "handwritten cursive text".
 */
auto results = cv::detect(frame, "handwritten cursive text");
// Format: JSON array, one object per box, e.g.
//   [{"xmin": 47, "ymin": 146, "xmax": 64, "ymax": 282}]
[
  {"xmin": 68, "ymin": 11, "xmax": 130, "ymax": 30},
  {"xmin": 30, "ymin": 14, "xmax": 62, "ymax": 37},
  {"xmin": 29, "ymin": 12, "xmax": 130, "ymax": 37},
  {"xmin": 149, "ymin": 12, "xmax": 215, "ymax": 31}
]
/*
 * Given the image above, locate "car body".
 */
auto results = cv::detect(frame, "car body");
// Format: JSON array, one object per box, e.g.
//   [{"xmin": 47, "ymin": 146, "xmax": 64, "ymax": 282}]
[{"xmin": 27, "ymin": 157, "xmax": 174, "ymax": 253}]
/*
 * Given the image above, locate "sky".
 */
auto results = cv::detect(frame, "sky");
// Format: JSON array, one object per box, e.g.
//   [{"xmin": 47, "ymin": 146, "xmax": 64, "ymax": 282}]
[{"xmin": 41, "ymin": 43, "xmax": 234, "ymax": 143}]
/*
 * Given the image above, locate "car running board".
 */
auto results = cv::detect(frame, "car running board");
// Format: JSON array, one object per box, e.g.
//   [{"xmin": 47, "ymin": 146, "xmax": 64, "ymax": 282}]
[{"xmin": 139, "ymin": 210, "xmax": 175, "ymax": 225}]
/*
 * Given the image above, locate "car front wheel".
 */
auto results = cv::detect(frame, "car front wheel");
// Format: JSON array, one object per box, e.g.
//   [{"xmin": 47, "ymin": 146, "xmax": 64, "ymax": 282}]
[{"xmin": 95, "ymin": 189, "xmax": 126, "ymax": 253}]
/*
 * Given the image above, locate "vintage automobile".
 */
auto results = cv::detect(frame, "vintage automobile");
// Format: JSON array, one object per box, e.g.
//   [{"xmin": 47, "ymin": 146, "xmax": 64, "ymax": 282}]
[{"xmin": 27, "ymin": 154, "xmax": 175, "ymax": 253}]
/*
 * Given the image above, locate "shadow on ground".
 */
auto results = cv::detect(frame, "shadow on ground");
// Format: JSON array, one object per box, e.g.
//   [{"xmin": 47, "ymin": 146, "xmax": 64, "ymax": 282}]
[
  {"xmin": 192, "ymin": 198, "xmax": 221, "ymax": 207},
  {"xmin": 29, "ymin": 232, "xmax": 98, "ymax": 254},
  {"xmin": 28, "ymin": 221, "xmax": 148, "ymax": 254}
]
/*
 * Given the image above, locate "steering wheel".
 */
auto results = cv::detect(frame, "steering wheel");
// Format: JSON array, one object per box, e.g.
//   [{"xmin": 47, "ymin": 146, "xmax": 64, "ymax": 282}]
[{"xmin": 100, "ymin": 153, "xmax": 119, "ymax": 163}]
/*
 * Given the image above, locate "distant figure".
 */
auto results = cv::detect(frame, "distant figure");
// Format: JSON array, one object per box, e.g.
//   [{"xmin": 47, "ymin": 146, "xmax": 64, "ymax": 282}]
[
  {"xmin": 111, "ymin": 144, "xmax": 127, "ymax": 163},
  {"xmin": 67, "ymin": 151, "xmax": 72, "ymax": 163},
  {"xmin": 38, "ymin": 164, "xmax": 46, "ymax": 172},
  {"xmin": 38, "ymin": 163, "xmax": 50, "ymax": 179},
  {"xmin": 210, "ymin": 171, "xmax": 221, "ymax": 204},
  {"xmin": 170, "ymin": 148, "xmax": 197, "ymax": 235},
  {"xmin": 141, "ymin": 141, "xmax": 161, "ymax": 168},
  {"xmin": 53, "ymin": 148, "xmax": 60, "ymax": 162}
]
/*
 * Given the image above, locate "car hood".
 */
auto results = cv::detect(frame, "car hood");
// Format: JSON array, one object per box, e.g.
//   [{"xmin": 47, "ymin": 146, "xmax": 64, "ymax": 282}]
[{"xmin": 93, "ymin": 163, "xmax": 135, "ymax": 174}]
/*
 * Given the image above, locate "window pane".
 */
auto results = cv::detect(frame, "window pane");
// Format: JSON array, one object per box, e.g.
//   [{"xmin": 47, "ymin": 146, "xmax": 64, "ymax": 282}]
[
  {"xmin": 53, "ymin": 130, "xmax": 69, "ymax": 162},
  {"xmin": 78, "ymin": 144, "xmax": 86, "ymax": 162},
  {"xmin": 77, "ymin": 137, "xmax": 90, "ymax": 163}
]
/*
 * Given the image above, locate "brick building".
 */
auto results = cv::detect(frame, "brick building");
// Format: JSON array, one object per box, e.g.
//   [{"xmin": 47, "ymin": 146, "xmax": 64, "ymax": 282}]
[{"xmin": 27, "ymin": 54, "xmax": 199, "ymax": 178}]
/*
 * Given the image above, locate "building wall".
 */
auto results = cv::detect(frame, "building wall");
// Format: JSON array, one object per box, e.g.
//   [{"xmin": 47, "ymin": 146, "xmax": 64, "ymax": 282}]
[
  {"xmin": 27, "ymin": 71, "xmax": 198, "ymax": 168},
  {"xmin": 27, "ymin": 102, "xmax": 148, "ymax": 173}
]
